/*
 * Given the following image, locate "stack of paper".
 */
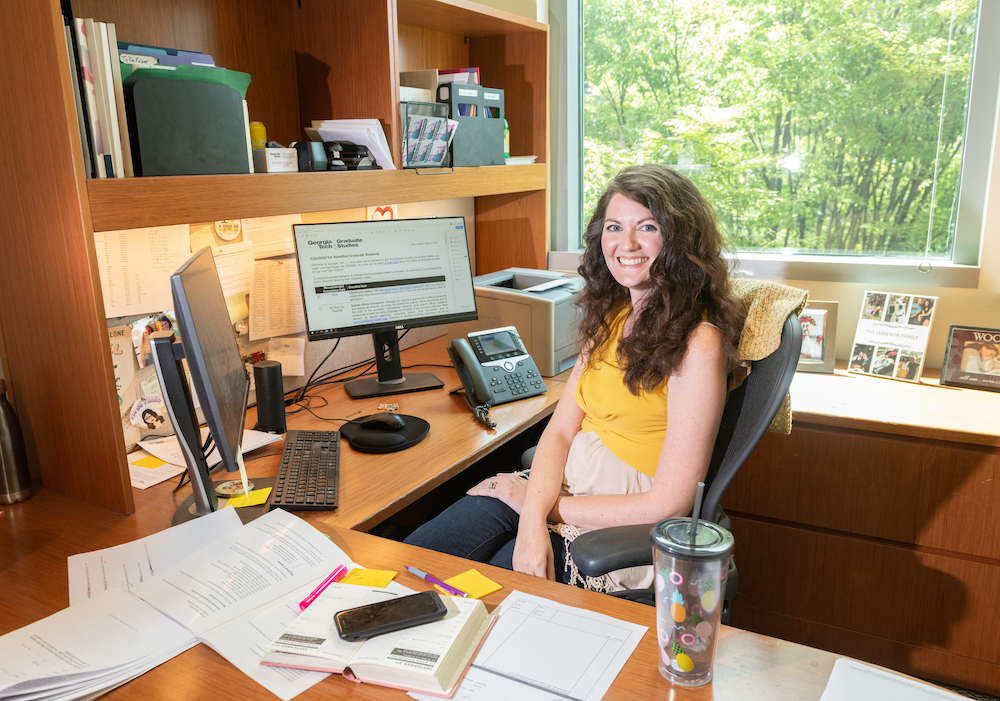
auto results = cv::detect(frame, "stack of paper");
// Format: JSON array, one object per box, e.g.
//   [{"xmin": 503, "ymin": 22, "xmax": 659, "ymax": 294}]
[
  {"xmin": 308, "ymin": 120, "xmax": 395, "ymax": 170},
  {"xmin": 0, "ymin": 509, "xmax": 355, "ymax": 701}
]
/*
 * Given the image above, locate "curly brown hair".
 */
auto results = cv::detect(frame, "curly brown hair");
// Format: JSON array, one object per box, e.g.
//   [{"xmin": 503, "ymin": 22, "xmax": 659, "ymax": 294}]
[{"xmin": 577, "ymin": 164, "xmax": 743, "ymax": 394}]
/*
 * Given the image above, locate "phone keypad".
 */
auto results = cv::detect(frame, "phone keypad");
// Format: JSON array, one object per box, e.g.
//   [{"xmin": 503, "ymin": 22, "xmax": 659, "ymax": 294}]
[{"xmin": 489, "ymin": 362, "xmax": 546, "ymax": 398}]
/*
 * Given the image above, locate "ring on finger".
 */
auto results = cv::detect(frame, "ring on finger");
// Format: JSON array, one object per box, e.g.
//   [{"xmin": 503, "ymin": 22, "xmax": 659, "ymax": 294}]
[{"xmin": 489, "ymin": 481, "xmax": 497, "ymax": 490}]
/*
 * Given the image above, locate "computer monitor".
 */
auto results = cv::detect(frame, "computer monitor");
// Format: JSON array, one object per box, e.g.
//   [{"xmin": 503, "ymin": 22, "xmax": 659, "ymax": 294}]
[
  {"xmin": 149, "ymin": 247, "xmax": 250, "ymax": 524},
  {"xmin": 292, "ymin": 216, "xmax": 478, "ymax": 399}
]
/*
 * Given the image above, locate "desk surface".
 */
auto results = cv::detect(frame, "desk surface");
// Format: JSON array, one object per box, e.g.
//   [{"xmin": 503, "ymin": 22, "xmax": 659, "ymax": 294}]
[
  {"xmin": 1, "ymin": 486, "xmax": 846, "ymax": 700},
  {"xmin": 230, "ymin": 337, "xmax": 563, "ymax": 531},
  {"xmin": 790, "ymin": 362, "xmax": 1000, "ymax": 447}
]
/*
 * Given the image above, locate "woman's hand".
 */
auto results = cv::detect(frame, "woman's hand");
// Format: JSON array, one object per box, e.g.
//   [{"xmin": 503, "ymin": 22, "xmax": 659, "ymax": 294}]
[
  {"xmin": 467, "ymin": 473, "xmax": 529, "ymax": 514},
  {"xmin": 512, "ymin": 522, "xmax": 555, "ymax": 580}
]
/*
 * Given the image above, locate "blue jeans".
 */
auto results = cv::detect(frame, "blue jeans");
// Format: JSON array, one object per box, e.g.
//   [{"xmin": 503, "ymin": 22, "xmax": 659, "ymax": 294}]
[{"xmin": 403, "ymin": 494, "xmax": 574, "ymax": 585}]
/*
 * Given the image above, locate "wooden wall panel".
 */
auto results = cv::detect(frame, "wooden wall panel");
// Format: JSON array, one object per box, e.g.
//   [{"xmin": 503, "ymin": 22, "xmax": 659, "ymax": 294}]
[
  {"xmin": 0, "ymin": 0, "xmax": 130, "ymax": 512},
  {"xmin": 72, "ymin": 0, "xmax": 300, "ymax": 145},
  {"xmin": 727, "ymin": 517, "xmax": 1000, "ymax": 694},
  {"xmin": 293, "ymin": 0, "xmax": 398, "ymax": 162},
  {"xmin": 397, "ymin": 24, "xmax": 469, "ymax": 73},
  {"xmin": 474, "ymin": 190, "xmax": 547, "ymax": 274},
  {"xmin": 470, "ymin": 31, "xmax": 548, "ymax": 163},
  {"xmin": 725, "ymin": 426, "xmax": 1000, "ymax": 559}
]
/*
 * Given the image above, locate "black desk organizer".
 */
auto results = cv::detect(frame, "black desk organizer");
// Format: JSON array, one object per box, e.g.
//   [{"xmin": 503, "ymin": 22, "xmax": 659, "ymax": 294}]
[{"xmin": 436, "ymin": 83, "xmax": 505, "ymax": 167}]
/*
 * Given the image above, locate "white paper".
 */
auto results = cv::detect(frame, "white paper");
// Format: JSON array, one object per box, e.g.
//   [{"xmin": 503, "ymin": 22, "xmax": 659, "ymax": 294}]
[
  {"xmin": 267, "ymin": 336, "xmax": 306, "ymax": 376},
  {"xmin": 131, "ymin": 510, "xmax": 348, "ymax": 636},
  {"xmin": 819, "ymin": 658, "xmax": 963, "ymax": 701},
  {"xmin": 411, "ymin": 590, "xmax": 646, "ymax": 701},
  {"xmin": 0, "ymin": 589, "xmax": 196, "ymax": 697},
  {"xmin": 67, "ymin": 508, "xmax": 243, "ymax": 605},
  {"xmin": 137, "ymin": 427, "xmax": 282, "ymax": 469},
  {"xmin": 127, "ymin": 448, "xmax": 187, "ymax": 490},
  {"xmin": 199, "ymin": 580, "xmax": 335, "ymax": 701},
  {"xmin": 93, "ymin": 225, "xmax": 191, "ymax": 317},
  {"xmin": 242, "ymin": 214, "xmax": 301, "ymax": 259},
  {"xmin": 250, "ymin": 259, "xmax": 307, "ymax": 341},
  {"xmin": 214, "ymin": 241, "xmax": 254, "ymax": 297}
]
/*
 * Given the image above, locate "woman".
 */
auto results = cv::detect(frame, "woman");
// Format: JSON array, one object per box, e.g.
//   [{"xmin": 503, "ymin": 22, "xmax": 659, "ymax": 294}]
[{"xmin": 405, "ymin": 164, "xmax": 743, "ymax": 588}]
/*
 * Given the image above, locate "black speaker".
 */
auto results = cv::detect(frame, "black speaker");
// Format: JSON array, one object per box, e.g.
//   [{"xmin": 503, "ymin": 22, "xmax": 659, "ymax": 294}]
[{"xmin": 253, "ymin": 361, "xmax": 286, "ymax": 434}]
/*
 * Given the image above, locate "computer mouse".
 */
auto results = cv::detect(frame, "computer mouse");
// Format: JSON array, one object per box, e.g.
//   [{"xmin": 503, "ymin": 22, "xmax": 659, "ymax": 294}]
[{"xmin": 359, "ymin": 412, "xmax": 406, "ymax": 431}]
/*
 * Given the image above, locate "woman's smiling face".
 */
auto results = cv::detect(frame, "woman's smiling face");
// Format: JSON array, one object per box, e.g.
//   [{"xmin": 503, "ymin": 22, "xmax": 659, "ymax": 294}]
[{"xmin": 601, "ymin": 193, "xmax": 664, "ymax": 306}]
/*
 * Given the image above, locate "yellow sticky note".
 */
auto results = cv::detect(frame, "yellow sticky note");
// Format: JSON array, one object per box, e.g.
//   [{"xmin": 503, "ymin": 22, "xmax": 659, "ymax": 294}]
[
  {"xmin": 339, "ymin": 568, "xmax": 397, "ymax": 588},
  {"xmin": 442, "ymin": 569, "xmax": 502, "ymax": 599},
  {"xmin": 132, "ymin": 455, "xmax": 166, "ymax": 469},
  {"xmin": 224, "ymin": 487, "xmax": 271, "ymax": 508},
  {"xmin": 225, "ymin": 293, "xmax": 249, "ymax": 323}
]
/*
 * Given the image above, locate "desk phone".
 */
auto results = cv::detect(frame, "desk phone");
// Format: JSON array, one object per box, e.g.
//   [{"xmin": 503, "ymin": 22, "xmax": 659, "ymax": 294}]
[{"xmin": 448, "ymin": 326, "xmax": 547, "ymax": 413}]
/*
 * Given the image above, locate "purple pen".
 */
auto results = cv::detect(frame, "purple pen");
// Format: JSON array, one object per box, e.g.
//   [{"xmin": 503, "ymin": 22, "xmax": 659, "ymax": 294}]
[{"xmin": 405, "ymin": 566, "xmax": 468, "ymax": 597}]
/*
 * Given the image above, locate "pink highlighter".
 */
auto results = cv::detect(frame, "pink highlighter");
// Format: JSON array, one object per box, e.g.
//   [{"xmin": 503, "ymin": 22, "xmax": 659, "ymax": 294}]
[{"xmin": 299, "ymin": 564, "xmax": 349, "ymax": 611}]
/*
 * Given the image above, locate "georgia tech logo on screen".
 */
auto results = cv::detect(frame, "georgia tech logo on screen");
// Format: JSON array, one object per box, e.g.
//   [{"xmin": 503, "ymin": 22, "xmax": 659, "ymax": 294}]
[{"xmin": 307, "ymin": 239, "xmax": 334, "ymax": 249}]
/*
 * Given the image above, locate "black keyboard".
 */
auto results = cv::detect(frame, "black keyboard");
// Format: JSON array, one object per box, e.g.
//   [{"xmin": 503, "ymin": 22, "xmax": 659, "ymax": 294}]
[{"xmin": 267, "ymin": 430, "xmax": 340, "ymax": 511}]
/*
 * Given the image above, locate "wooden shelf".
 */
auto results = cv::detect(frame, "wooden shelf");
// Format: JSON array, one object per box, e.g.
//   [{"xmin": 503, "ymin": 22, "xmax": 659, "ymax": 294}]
[
  {"xmin": 86, "ymin": 163, "xmax": 546, "ymax": 230},
  {"xmin": 397, "ymin": 0, "xmax": 547, "ymax": 35}
]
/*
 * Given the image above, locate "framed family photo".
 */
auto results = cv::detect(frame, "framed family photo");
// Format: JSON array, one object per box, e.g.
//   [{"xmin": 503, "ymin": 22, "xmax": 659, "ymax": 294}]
[
  {"xmin": 849, "ymin": 290, "xmax": 936, "ymax": 383},
  {"xmin": 797, "ymin": 301, "xmax": 838, "ymax": 373},
  {"xmin": 940, "ymin": 325, "xmax": 1000, "ymax": 392}
]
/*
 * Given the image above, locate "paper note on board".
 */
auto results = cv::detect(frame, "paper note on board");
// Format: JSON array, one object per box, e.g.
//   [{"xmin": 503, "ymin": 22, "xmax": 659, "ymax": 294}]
[
  {"xmin": 267, "ymin": 337, "xmax": 306, "ymax": 376},
  {"xmin": 94, "ymin": 225, "xmax": 190, "ymax": 317},
  {"xmin": 242, "ymin": 214, "xmax": 301, "ymax": 259},
  {"xmin": 249, "ymin": 259, "xmax": 307, "ymax": 341}
]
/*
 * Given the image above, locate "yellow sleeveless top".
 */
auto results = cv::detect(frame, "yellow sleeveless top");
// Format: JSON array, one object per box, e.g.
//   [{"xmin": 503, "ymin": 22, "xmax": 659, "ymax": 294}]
[{"xmin": 574, "ymin": 307, "xmax": 668, "ymax": 478}]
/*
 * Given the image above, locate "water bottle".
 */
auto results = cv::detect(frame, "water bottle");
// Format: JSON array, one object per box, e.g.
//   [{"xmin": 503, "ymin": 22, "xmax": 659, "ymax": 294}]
[{"xmin": 0, "ymin": 378, "xmax": 32, "ymax": 504}]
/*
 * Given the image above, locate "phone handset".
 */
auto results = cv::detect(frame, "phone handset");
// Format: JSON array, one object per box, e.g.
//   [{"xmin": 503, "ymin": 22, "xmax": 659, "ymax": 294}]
[{"xmin": 447, "ymin": 338, "xmax": 493, "ymax": 409}]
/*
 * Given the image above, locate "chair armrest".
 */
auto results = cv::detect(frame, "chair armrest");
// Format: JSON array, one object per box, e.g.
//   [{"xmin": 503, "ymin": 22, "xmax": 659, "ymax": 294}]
[{"xmin": 569, "ymin": 524, "xmax": 655, "ymax": 577}]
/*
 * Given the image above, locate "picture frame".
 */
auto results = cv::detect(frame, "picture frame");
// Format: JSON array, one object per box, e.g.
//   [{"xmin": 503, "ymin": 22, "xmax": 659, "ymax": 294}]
[
  {"xmin": 940, "ymin": 325, "xmax": 1000, "ymax": 392},
  {"xmin": 849, "ymin": 290, "xmax": 936, "ymax": 383},
  {"xmin": 797, "ymin": 301, "xmax": 838, "ymax": 373}
]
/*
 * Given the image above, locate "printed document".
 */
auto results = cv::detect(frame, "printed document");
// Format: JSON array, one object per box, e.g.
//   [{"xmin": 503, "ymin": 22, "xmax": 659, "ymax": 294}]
[
  {"xmin": 411, "ymin": 590, "xmax": 646, "ymax": 701},
  {"xmin": 820, "ymin": 658, "xmax": 964, "ymax": 701},
  {"xmin": 137, "ymin": 427, "xmax": 281, "ymax": 468},
  {"xmin": 0, "ymin": 589, "xmax": 196, "ymax": 699},
  {"xmin": 242, "ymin": 214, "xmax": 301, "ymax": 259},
  {"xmin": 93, "ymin": 224, "xmax": 191, "ymax": 317},
  {"xmin": 250, "ymin": 258, "xmax": 307, "ymax": 341},
  {"xmin": 67, "ymin": 507, "xmax": 243, "ymax": 605},
  {"xmin": 130, "ymin": 509, "xmax": 347, "ymax": 636},
  {"xmin": 126, "ymin": 447, "xmax": 186, "ymax": 490}
]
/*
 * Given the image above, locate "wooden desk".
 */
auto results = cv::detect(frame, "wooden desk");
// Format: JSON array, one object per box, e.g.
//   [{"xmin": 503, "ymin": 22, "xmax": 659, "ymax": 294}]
[
  {"xmin": 723, "ymin": 363, "xmax": 1000, "ymax": 694},
  {"xmin": 182, "ymin": 336, "xmax": 564, "ymax": 532},
  {"xmin": 0, "ymin": 486, "xmax": 849, "ymax": 700}
]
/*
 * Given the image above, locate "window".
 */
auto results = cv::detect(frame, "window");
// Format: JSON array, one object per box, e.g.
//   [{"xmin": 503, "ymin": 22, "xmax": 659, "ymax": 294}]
[{"xmin": 551, "ymin": 0, "xmax": 1000, "ymax": 286}]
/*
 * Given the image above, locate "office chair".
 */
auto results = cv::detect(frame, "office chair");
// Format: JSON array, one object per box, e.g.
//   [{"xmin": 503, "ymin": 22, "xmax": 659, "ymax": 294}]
[{"xmin": 521, "ymin": 312, "xmax": 802, "ymax": 622}]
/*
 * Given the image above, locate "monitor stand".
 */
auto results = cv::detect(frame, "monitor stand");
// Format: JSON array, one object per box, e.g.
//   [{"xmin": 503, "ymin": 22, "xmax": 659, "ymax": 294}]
[{"xmin": 344, "ymin": 329, "xmax": 444, "ymax": 399}]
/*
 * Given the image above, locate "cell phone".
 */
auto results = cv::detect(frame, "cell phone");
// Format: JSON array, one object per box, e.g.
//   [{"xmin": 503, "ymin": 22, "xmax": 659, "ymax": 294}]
[{"xmin": 334, "ymin": 590, "xmax": 448, "ymax": 642}]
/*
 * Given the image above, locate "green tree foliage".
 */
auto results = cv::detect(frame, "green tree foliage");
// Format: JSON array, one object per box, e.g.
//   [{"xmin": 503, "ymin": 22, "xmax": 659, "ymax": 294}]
[{"xmin": 583, "ymin": 0, "xmax": 977, "ymax": 255}]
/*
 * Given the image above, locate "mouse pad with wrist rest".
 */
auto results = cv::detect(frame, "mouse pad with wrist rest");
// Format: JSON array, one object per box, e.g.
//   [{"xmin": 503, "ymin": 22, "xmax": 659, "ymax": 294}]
[{"xmin": 341, "ymin": 414, "xmax": 429, "ymax": 453}]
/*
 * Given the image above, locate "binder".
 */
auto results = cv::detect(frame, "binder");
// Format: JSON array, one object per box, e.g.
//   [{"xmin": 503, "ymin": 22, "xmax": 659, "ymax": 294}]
[{"xmin": 436, "ymin": 83, "xmax": 505, "ymax": 167}]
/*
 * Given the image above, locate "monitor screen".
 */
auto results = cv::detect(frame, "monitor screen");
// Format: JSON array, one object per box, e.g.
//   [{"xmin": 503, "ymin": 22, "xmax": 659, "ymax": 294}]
[
  {"xmin": 170, "ymin": 247, "xmax": 249, "ymax": 474},
  {"xmin": 292, "ymin": 216, "xmax": 478, "ymax": 341}
]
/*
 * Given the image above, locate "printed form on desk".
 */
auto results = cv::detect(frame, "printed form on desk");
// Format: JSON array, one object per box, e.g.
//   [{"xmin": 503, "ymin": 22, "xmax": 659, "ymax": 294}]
[
  {"xmin": 410, "ymin": 590, "xmax": 646, "ymax": 701},
  {"xmin": 820, "ymin": 658, "xmax": 966, "ymax": 700}
]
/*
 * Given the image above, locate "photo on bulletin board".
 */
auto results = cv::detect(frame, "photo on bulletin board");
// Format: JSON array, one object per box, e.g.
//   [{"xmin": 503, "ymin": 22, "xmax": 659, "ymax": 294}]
[
  {"xmin": 131, "ymin": 312, "xmax": 178, "ymax": 369},
  {"xmin": 940, "ymin": 325, "xmax": 1000, "ymax": 393},
  {"xmin": 796, "ymin": 301, "xmax": 837, "ymax": 374},
  {"xmin": 849, "ymin": 290, "xmax": 936, "ymax": 383}
]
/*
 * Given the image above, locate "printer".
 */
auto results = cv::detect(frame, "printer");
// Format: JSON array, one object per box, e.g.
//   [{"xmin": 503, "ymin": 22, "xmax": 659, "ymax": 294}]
[{"xmin": 449, "ymin": 268, "xmax": 584, "ymax": 377}]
